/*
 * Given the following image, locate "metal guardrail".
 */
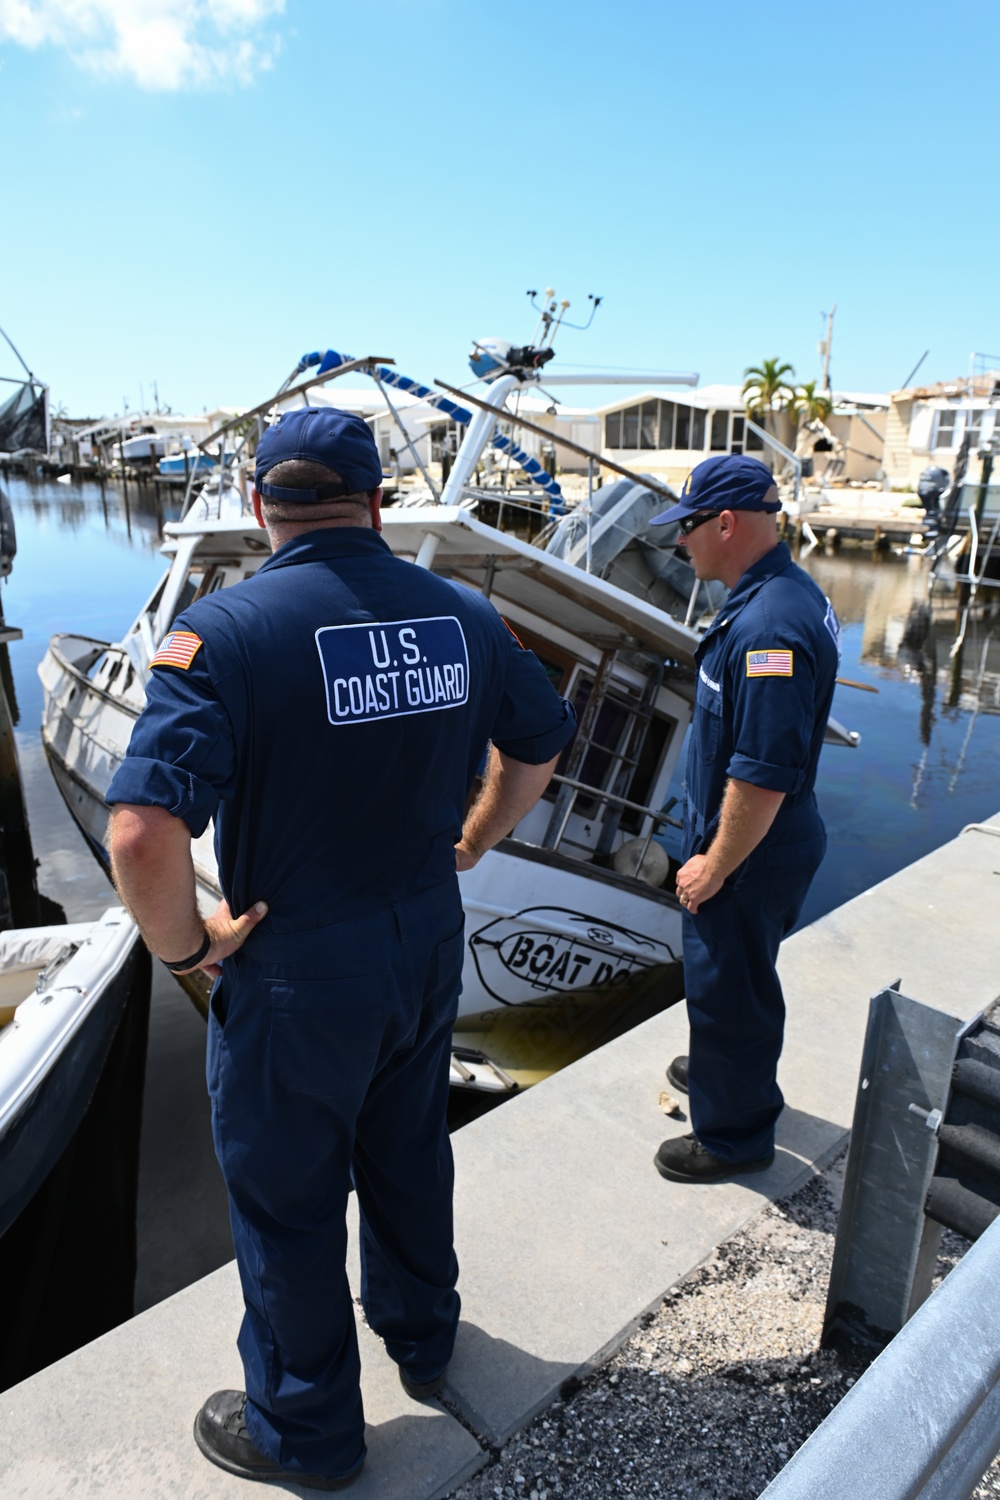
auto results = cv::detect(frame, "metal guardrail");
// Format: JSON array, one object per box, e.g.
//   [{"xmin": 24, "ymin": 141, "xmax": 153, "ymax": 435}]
[{"xmin": 759, "ymin": 1209, "xmax": 1000, "ymax": 1500}]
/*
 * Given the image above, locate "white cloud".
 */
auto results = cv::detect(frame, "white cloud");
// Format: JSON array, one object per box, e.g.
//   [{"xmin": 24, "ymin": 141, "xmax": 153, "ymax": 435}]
[{"xmin": 0, "ymin": 0, "xmax": 285, "ymax": 90}]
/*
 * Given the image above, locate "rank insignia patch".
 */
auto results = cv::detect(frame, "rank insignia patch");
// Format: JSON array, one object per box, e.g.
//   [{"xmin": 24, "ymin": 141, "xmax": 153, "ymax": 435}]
[
  {"xmin": 150, "ymin": 630, "xmax": 203, "ymax": 670},
  {"xmin": 746, "ymin": 649, "xmax": 793, "ymax": 677}
]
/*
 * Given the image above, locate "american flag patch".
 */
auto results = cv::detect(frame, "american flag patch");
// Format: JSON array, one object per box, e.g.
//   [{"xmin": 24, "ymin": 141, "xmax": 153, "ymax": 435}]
[
  {"xmin": 746, "ymin": 649, "xmax": 793, "ymax": 677},
  {"xmin": 150, "ymin": 630, "xmax": 203, "ymax": 671}
]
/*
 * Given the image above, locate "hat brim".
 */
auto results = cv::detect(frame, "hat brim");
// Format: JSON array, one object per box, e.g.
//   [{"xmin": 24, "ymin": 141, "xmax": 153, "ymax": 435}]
[{"xmin": 649, "ymin": 501, "xmax": 694, "ymax": 526}]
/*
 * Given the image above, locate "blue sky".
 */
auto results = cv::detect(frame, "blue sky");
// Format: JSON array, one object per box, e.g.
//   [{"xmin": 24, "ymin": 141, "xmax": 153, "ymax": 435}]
[{"xmin": 1, "ymin": 0, "xmax": 996, "ymax": 418}]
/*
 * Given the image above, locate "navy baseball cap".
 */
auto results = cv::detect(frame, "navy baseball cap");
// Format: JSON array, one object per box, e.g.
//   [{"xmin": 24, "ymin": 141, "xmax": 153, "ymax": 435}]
[
  {"xmin": 650, "ymin": 454, "xmax": 780, "ymax": 525},
  {"xmin": 254, "ymin": 407, "xmax": 384, "ymax": 502}
]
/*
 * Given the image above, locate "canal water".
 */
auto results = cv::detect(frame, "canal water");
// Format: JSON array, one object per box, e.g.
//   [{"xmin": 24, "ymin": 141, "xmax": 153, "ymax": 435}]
[{"xmin": 3, "ymin": 475, "xmax": 998, "ymax": 1312}]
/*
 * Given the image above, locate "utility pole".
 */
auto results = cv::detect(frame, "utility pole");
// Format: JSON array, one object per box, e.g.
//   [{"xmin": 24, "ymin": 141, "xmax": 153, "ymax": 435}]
[{"xmin": 819, "ymin": 304, "xmax": 837, "ymax": 394}]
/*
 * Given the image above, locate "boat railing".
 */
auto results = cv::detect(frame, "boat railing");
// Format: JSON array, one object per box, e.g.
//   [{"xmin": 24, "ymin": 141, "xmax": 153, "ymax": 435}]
[
  {"xmin": 547, "ymin": 771, "xmax": 682, "ymax": 831},
  {"xmin": 953, "ymin": 503, "xmax": 1000, "ymax": 589},
  {"xmin": 745, "ymin": 417, "xmax": 804, "ymax": 506},
  {"xmin": 541, "ymin": 771, "xmax": 681, "ymax": 875}
]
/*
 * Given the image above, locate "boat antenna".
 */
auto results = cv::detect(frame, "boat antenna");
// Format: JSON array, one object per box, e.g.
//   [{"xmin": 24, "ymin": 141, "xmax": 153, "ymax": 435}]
[
  {"xmin": 526, "ymin": 289, "xmax": 603, "ymax": 345},
  {"xmin": 0, "ymin": 323, "xmax": 35, "ymax": 383}
]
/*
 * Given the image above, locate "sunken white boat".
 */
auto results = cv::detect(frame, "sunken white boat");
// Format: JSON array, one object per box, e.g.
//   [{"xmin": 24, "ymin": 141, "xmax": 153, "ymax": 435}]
[
  {"xmin": 41, "ymin": 320, "xmax": 837, "ymax": 1090},
  {"xmin": 40, "ymin": 489, "xmax": 697, "ymax": 1089},
  {"xmin": 41, "ymin": 366, "xmax": 703, "ymax": 1089}
]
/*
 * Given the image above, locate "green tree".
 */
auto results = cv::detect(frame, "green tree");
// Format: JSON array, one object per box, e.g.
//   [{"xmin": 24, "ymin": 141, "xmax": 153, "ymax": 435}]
[
  {"xmin": 741, "ymin": 358, "xmax": 797, "ymax": 419},
  {"xmin": 792, "ymin": 380, "xmax": 833, "ymax": 426},
  {"xmin": 742, "ymin": 358, "xmax": 797, "ymax": 467}
]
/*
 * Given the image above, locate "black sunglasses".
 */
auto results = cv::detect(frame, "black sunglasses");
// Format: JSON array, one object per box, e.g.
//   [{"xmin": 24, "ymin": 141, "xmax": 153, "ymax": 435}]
[{"xmin": 678, "ymin": 510, "xmax": 719, "ymax": 536}]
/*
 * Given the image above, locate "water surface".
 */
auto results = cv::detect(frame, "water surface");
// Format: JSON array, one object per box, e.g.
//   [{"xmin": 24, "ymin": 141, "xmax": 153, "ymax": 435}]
[{"xmin": 2, "ymin": 476, "xmax": 997, "ymax": 1307}]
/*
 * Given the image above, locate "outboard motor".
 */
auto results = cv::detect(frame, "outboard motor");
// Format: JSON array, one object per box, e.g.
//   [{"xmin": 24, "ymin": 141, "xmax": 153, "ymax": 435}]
[{"xmin": 917, "ymin": 464, "xmax": 950, "ymax": 541}]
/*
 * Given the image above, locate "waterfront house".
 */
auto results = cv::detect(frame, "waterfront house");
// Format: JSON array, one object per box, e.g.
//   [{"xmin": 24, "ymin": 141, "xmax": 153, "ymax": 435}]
[{"xmin": 882, "ymin": 372, "xmax": 1000, "ymax": 491}]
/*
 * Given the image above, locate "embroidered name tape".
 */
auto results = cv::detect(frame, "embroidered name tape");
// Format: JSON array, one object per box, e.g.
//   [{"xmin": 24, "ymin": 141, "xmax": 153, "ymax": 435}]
[
  {"xmin": 316, "ymin": 616, "xmax": 470, "ymax": 726},
  {"xmin": 150, "ymin": 630, "xmax": 203, "ymax": 670},
  {"xmin": 746, "ymin": 649, "xmax": 793, "ymax": 677}
]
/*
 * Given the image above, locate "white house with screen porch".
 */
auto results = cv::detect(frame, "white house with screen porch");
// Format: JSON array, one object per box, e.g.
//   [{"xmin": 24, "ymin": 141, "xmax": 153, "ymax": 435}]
[{"xmin": 597, "ymin": 385, "xmax": 764, "ymax": 490}]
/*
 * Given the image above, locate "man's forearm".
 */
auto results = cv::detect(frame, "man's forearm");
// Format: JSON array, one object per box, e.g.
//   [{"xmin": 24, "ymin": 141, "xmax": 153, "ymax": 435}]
[
  {"xmin": 704, "ymin": 778, "xmax": 785, "ymax": 882},
  {"xmin": 456, "ymin": 746, "xmax": 560, "ymax": 870},
  {"xmin": 108, "ymin": 804, "xmax": 205, "ymax": 961}
]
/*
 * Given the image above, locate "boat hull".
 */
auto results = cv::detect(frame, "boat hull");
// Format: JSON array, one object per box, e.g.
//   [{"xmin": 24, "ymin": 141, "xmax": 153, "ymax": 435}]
[{"xmin": 0, "ymin": 909, "xmax": 143, "ymax": 1238}]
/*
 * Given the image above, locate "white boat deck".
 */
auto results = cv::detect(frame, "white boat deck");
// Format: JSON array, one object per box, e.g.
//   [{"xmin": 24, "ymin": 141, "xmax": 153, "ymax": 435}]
[{"xmin": 3, "ymin": 816, "xmax": 1000, "ymax": 1499}]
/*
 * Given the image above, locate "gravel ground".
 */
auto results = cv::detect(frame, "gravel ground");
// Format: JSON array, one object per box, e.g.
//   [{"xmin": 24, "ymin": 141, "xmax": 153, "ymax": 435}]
[{"xmin": 448, "ymin": 1151, "xmax": 1000, "ymax": 1500}]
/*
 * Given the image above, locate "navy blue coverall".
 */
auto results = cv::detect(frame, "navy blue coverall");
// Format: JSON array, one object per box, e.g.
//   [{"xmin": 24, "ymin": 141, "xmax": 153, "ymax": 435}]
[
  {"xmin": 682, "ymin": 540, "xmax": 840, "ymax": 1164},
  {"xmin": 106, "ymin": 527, "xmax": 575, "ymax": 1479}
]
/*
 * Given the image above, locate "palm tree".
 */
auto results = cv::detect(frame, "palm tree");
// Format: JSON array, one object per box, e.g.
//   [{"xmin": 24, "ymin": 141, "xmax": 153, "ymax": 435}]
[
  {"xmin": 792, "ymin": 380, "xmax": 833, "ymax": 426},
  {"xmin": 741, "ymin": 358, "xmax": 796, "ymax": 420},
  {"xmin": 742, "ymin": 358, "xmax": 796, "ymax": 466}
]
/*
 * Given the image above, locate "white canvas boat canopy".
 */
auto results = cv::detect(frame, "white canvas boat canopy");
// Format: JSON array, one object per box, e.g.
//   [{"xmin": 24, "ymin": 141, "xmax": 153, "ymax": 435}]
[
  {"xmin": 162, "ymin": 506, "xmax": 701, "ymax": 670},
  {"xmin": 379, "ymin": 509, "xmax": 700, "ymax": 668}
]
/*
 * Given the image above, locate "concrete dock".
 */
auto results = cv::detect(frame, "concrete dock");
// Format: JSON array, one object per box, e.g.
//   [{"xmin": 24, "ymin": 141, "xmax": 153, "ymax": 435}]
[{"xmin": 3, "ymin": 817, "xmax": 1000, "ymax": 1499}]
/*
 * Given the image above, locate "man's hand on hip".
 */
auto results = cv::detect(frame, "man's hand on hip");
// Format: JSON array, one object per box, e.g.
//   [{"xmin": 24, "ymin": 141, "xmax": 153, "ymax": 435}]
[{"xmin": 198, "ymin": 898, "xmax": 269, "ymax": 978}]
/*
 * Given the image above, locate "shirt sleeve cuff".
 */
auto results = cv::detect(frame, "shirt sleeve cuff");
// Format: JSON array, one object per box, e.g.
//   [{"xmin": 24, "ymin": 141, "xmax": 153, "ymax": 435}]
[
  {"xmin": 727, "ymin": 754, "xmax": 804, "ymax": 796},
  {"xmin": 493, "ymin": 700, "xmax": 577, "ymax": 764},
  {"xmin": 105, "ymin": 756, "xmax": 218, "ymax": 838}
]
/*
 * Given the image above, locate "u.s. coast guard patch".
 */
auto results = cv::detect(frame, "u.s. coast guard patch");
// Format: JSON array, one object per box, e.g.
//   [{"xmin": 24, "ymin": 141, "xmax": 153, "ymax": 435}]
[{"xmin": 315, "ymin": 616, "xmax": 469, "ymax": 726}]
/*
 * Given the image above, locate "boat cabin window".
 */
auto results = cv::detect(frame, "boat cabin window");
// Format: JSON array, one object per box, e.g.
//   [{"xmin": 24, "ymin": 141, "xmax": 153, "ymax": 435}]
[
  {"xmin": 169, "ymin": 564, "xmax": 228, "ymax": 625},
  {"xmin": 86, "ymin": 649, "xmax": 136, "ymax": 699},
  {"xmin": 172, "ymin": 569, "xmax": 206, "ymax": 621},
  {"xmin": 621, "ymin": 714, "xmax": 671, "ymax": 832},
  {"xmin": 145, "ymin": 575, "xmax": 168, "ymax": 618},
  {"xmin": 87, "ymin": 651, "xmax": 112, "ymax": 687},
  {"xmin": 554, "ymin": 676, "xmax": 671, "ymax": 828}
]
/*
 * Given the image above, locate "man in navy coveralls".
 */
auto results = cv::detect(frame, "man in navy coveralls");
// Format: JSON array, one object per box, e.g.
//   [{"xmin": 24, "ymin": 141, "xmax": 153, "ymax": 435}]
[
  {"xmin": 106, "ymin": 407, "xmax": 576, "ymax": 1490},
  {"xmin": 649, "ymin": 455, "xmax": 840, "ymax": 1185}
]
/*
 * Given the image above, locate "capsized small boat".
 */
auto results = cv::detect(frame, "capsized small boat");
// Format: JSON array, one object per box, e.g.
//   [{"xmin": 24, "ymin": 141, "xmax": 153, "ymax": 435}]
[{"xmin": 0, "ymin": 907, "xmax": 145, "ymax": 1238}]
